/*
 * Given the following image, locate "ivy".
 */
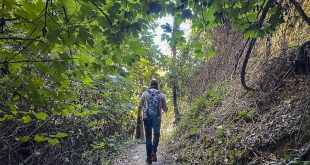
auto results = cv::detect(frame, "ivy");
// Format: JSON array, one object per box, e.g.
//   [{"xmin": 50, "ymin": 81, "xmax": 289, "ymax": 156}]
[
  {"xmin": 47, "ymin": 138, "xmax": 59, "ymax": 145},
  {"xmin": 34, "ymin": 135, "xmax": 46, "ymax": 142},
  {"xmin": 55, "ymin": 132, "xmax": 68, "ymax": 138},
  {"xmin": 35, "ymin": 112, "xmax": 49, "ymax": 121},
  {"xmin": 21, "ymin": 115, "xmax": 33, "ymax": 124}
]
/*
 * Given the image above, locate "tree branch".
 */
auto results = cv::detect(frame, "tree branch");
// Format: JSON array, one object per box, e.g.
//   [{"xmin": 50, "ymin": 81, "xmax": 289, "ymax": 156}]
[
  {"xmin": 63, "ymin": 6, "xmax": 69, "ymax": 23},
  {"xmin": 4, "ymin": 18, "xmax": 18, "ymax": 21},
  {"xmin": 14, "ymin": 26, "xmax": 39, "ymax": 52},
  {"xmin": 0, "ymin": 58, "xmax": 77, "ymax": 64},
  {"xmin": 234, "ymin": 38, "xmax": 250, "ymax": 74},
  {"xmin": 199, "ymin": 1, "xmax": 207, "ymax": 31},
  {"xmin": 289, "ymin": 0, "xmax": 310, "ymax": 26},
  {"xmin": 74, "ymin": 42, "xmax": 101, "ymax": 61},
  {"xmin": 0, "ymin": 37, "xmax": 40, "ymax": 41},
  {"xmin": 240, "ymin": 0, "xmax": 274, "ymax": 91},
  {"xmin": 300, "ymin": 143, "xmax": 310, "ymax": 160},
  {"xmin": 42, "ymin": 0, "xmax": 49, "ymax": 37},
  {"xmin": 90, "ymin": 0, "xmax": 114, "ymax": 30},
  {"xmin": 241, "ymin": 38, "xmax": 257, "ymax": 91}
]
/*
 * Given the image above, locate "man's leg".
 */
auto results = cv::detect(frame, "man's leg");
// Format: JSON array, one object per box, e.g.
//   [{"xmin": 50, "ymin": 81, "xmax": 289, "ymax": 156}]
[
  {"xmin": 144, "ymin": 119, "xmax": 152, "ymax": 161},
  {"xmin": 152, "ymin": 118, "xmax": 161, "ymax": 153}
]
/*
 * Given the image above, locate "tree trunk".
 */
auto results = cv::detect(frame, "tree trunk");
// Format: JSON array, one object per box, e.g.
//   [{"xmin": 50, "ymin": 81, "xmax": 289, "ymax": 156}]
[{"xmin": 172, "ymin": 20, "xmax": 181, "ymax": 123}]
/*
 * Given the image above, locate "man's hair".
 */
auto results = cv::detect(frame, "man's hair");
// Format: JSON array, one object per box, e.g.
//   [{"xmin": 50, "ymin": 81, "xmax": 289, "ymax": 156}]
[{"xmin": 150, "ymin": 79, "xmax": 158, "ymax": 90}]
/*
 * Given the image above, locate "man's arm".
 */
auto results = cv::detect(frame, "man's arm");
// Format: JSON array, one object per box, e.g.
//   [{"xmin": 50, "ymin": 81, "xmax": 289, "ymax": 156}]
[
  {"xmin": 137, "ymin": 92, "xmax": 145, "ymax": 120},
  {"xmin": 161, "ymin": 94, "xmax": 168, "ymax": 112}
]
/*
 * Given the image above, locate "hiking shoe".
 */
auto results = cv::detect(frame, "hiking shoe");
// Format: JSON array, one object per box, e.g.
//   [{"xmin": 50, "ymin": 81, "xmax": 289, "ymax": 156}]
[
  {"xmin": 151, "ymin": 152, "xmax": 157, "ymax": 162},
  {"xmin": 146, "ymin": 159, "xmax": 152, "ymax": 164}
]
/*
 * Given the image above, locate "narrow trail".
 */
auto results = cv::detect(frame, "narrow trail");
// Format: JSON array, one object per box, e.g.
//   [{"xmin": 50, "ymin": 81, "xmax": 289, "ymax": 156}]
[{"xmin": 113, "ymin": 144, "xmax": 168, "ymax": 165}]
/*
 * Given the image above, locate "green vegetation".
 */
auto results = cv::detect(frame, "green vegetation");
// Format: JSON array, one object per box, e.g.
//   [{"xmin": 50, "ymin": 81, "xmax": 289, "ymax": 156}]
[
  {"xmin": 169, "ymin": 85, "xmax": 248, "ymax": 164},
  {"xmin": 178, "ymin": 85, "xmax": 223, "ymax": 132},
  {"xmin": 1, "ymin": 0, "xmax": 309, "ymax": 164},
  {"xmin": 0, "ymin": 0, "xmax": 168, "ymax": 163}
]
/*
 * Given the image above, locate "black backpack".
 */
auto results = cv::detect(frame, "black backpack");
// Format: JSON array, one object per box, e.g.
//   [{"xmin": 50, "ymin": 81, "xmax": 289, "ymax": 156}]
[{"xmin": 146, "ymin": 90, "xmax": 161, "ymax": 118}]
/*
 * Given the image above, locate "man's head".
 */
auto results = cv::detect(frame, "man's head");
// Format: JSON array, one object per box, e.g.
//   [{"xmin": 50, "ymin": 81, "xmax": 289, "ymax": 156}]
[{"xmin": 150, "ymin": 79, "xmax": 158, "ymax": 90}]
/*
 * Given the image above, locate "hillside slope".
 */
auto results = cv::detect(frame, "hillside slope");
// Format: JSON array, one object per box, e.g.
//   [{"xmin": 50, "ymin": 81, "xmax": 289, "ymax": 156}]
[{"xmin": 162, "ymin": 7, "xmax": 310, "ymax": 164}]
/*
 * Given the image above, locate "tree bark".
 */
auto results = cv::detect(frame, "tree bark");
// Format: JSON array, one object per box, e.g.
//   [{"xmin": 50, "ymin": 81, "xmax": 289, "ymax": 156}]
[
  {"xmin": 240, "ymin": 0, "xmax": 273, "ymax": 91},
  {"xmin": 172, "ymin": 20, "xmax": 181, "ymax": 123}
]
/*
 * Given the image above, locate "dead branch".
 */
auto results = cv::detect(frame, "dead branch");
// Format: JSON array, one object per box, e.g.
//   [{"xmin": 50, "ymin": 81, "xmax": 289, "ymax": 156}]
[{"xmin": 289, "ymin": 0, "xmax": 310, "ymax": 26}]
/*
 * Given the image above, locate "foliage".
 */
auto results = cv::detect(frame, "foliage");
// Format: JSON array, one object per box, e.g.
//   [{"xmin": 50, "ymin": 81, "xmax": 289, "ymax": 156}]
[
  {"xmin": 178, "ymin": 85, "xmax": 223, "ymax": 133},
  {"xmin": 169, "ymin": 84, "xmax": 251, "ymax": 164},
  {"xmin": 0, "ymin": 0, "xmax": 168, "ymax": 163}
]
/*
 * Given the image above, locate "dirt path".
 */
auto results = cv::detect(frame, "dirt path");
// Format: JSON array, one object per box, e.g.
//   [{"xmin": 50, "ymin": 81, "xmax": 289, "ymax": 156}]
[{"xmin": 112, "ymin": 144, "xmax": 168, "ymax": 165}]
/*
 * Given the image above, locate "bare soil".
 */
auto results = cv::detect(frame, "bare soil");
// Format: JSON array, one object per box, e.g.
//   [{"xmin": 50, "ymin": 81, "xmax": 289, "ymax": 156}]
[{"xmin": 112, "ymin": 144, "xmax": 170, "ymax": 165}]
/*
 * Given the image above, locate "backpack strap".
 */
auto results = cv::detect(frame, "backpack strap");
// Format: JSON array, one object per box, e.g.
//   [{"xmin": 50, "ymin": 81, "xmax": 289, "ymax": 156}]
[
  {"xmin": 146, "ymin": 90, "xmax": 151, "ymax": 118},
  {"xmin": 147, "ymin": 89, "xmax": 161, "ymax": 94}
]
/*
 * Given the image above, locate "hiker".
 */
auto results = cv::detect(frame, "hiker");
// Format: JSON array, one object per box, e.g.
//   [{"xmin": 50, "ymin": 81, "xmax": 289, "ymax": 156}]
[{"xmin": 137, "ymin": 79, "xmax": 168, "ymax": 164}]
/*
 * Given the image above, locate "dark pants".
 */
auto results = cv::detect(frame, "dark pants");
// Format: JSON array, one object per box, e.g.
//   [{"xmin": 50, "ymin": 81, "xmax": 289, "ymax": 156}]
[{"xmin": 144, "ymin": 118, "xmax": 161, "ymax": 161}]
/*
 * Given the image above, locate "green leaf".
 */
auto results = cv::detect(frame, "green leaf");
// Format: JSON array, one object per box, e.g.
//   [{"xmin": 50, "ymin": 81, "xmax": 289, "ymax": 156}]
[
  {"xmin": 175, "ymin": 31, "xmax": 184, "ymax": 39},
  {"xmin": 0, "ymin": 114, "xmax": 14, "ymax": 122},
  {"xmin": 67, "ymin": 91, "xmax": 78, "ymax": 101},
  {"xmin": 53, "ymin": 61, "xmax": 67, "ymax": 73},
  {"xmin": 205, "ymin": 4, "xmax": 217, "ymax": 23},
  {"xmin": 21, "ymin": 115, "xmax": 32, "ymax": 123},
  {"xmin": 47, "ymin": 138, "xmax": 59, "ymax": 145},
  {"xmin": 161, "ymin": 33, "xmax": 170, "ymax": 41},
  {"xmin": 62, "ymin": 109, "xmax": 70, "ymax": 116},
  {"xmin": 83, "ymin": 77, "xmax": 93, "ymax": 85},
  {"xmin": 148, "ymin": 2, "xmax": 162, "ymax": 14},
  {"xmin": 102, "ymin": 92, "xmax": 109, "ymax": 98},
  {"xmin": 35, "ymin": 63, "xmax": 49, "ymax": 73},
  {"xmin": 77, "ymin": 27, "xmax": 93, "ymax": 46},
  {"xmin": 55, "ymin": 132, "xmax": 68, "ymax": 138},
  {"xmin": 19, "ymin": 136, "xmax": 30, "ymax": 142},
  {"xmin": 192, "ymin": 41, "xmax": 202, "ymax": 50},
  {"xmin": 51, "ymin": 109, "xmax": 61, "ymax": 115},
  {"xmin": 244, "ymin": 29, "xmax": 259, "ymax": 38},
  {"xmin": 124, "ymin": 76, "xmax": 134, "ymax": 82},
  {"xmin": 195, "ymin": 50, "xmax": 205, "ymax": 58},
  {"xmin": 75, "ymin": 104, "xmax": 83, "ymax": 108},
  {"xmin": 34, "ymin": 135, "xmax": 46, "ymax": 142},
  {"xmin": 105, "ymin": 58, "xmax": 113, "ymax": 66},
  {"xmin": 81, "ymin": 110, "xmax": 90, "ymax": 117},
  {"xmin": 207, "ymin": 49, "xmax": 216, "ymax": 58},
  {"xmin": 35, "ymin": 112, "xmax": 49, "ymax": 120},
  {"xmin": 182, "ymin": 9, "xmax": 192, "ymax": 19},
  {"xmin": 247, "ymin": 13, "xmax": 257, "ymax": 23}
]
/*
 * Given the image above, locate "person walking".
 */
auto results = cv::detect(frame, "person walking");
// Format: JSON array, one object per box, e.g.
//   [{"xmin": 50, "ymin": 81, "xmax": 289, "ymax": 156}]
[{"xmin": 137, "ymin": 79, "xmax": 168, "ymax": 164}]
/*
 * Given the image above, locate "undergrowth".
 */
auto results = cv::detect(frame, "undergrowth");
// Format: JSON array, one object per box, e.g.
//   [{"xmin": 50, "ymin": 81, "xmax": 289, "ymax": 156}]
[
  {"xmin": 168, "ymin": 84, "xmax": 251, "ymax": 164},
  {"xmin": 178, "ymin": 84, "xmax": 223, "ymax": 133}
]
